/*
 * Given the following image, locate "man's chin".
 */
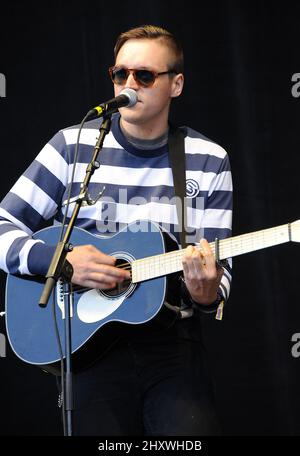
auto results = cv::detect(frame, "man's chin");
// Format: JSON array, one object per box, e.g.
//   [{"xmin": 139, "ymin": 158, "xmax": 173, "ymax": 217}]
[{"xmin": 119, "ymin": 110, "xmax": 147, "ymax": 126}]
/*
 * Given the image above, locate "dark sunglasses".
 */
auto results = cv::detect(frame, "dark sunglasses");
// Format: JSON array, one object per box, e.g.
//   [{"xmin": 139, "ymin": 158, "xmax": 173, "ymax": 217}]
[{"xmin": 109, "ymin": 66, "xmax": 177, "ymax": 88}]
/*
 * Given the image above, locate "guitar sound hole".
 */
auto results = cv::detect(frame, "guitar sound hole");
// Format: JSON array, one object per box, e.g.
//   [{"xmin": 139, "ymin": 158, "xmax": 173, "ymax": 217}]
[{"xmin": 103, "ymin": 258, "xmax": 132, "ymax": 298}]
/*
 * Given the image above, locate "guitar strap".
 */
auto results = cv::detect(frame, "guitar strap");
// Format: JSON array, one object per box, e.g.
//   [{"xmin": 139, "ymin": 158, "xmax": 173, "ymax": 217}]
[
  {"xmin": 168, "ymin": 125, "xmax": 188, "ymax": 249},
  {"xmin": 168, "ymin": 126, "xmax": 227, "ymax": 322}
]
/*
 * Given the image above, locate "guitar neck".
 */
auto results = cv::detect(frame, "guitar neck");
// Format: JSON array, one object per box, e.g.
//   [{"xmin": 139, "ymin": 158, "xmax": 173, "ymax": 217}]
[{"xmin": 131, "ymin": 223, "xmax": 291, "ymax": 283}]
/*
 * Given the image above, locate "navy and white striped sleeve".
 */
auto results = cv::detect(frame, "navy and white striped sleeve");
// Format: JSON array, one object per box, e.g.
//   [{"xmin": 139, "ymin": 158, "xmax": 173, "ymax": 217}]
[
  {"xmin": 203, "ymin": 148, "xmax": 233, "ymax": 302},
  {"xmin": 0, "ymin": 131, "xmax": 69, "ymax": 276}
]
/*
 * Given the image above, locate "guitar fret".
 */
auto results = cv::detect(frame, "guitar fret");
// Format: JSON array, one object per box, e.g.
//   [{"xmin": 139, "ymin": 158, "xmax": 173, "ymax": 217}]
[
  {"xmin": 216, "ymin": 224, "xmax": 289, "ymax": 259},
  {"xmin": 132, "ymin": 250, "xmax": 183, "ymax": 283},
  {"xmin": 132, "ymin": 223, "xmax": 291, "ymax": 283}
]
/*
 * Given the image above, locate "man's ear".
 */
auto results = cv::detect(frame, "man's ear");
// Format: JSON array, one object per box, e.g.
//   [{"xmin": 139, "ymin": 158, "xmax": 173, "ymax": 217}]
[{"xmin": 171, "ymin": 73, "xmax": 184, "ymax": 98}]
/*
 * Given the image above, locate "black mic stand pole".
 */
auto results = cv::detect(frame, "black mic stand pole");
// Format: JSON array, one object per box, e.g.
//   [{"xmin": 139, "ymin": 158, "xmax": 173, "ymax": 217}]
[{"xmin": 39, "ymin": 114, "xmax": 112, "ymax": 436}]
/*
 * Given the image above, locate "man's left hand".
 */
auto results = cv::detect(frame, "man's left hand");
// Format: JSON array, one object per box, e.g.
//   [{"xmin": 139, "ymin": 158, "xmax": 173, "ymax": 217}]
[{"xmin": 182, "ymin": 238, "xmax": 223, "ymax": 305}]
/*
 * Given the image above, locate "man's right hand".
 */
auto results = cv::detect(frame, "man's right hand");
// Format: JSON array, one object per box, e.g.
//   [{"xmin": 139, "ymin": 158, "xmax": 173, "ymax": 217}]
[{"xmin": 66, "ymin": 245, "xmax": 130, "ymax": 290}]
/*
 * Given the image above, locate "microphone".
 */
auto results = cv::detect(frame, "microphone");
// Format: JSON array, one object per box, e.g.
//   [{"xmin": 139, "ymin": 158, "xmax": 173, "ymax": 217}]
[{"xmin": 86, "ymin": 88, "xmax": 137, "ymax": 120}]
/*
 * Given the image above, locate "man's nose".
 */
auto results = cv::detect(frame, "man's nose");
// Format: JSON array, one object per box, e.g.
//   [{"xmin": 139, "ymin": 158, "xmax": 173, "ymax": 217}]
[{"xmin": 125, "ymin": 72, "xmax": 139, "ymax": 90}]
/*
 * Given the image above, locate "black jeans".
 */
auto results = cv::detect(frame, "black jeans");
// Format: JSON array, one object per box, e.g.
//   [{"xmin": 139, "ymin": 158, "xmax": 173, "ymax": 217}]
[{"xmin": 72, "ymin": 318, "xmax": 221, "ymax": 436}]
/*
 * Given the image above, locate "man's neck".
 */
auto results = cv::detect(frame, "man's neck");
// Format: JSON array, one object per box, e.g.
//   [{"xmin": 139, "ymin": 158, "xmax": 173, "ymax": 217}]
[
  {"xmin": 120, "ymin": 120, "xmax": 169, "ymax": 150},
  {"xmin": 120, "ymin": 117, "xmax": 169, "ymax": 140}
]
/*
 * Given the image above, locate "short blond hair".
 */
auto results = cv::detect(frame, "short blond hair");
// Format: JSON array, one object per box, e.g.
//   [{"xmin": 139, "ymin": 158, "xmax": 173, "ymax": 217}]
[{"xmin": 114, "ymin": 24, "xmax": 184, "ymax": 74}]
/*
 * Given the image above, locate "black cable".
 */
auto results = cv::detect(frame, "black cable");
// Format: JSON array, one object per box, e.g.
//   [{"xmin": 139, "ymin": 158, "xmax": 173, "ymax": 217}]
[
  {"xmin": 52, "ymin": 289, "xmax": 66, "ymax": 434},
  {"xmin": 52, "ymin": 112, "xmax": 92, "ymax": 435}
]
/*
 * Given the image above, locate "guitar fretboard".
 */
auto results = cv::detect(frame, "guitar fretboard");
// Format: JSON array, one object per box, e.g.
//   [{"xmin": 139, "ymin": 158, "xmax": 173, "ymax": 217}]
[{"xmin": 131, "ymin": 223, "xmax": 291, "ymax": 283}]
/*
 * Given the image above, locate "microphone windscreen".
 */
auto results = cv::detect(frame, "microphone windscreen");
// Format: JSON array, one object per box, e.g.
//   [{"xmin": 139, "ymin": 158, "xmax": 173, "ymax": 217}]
[{"xmin": 120, "ymin": 88, "xmax": 138, "ymax": 107}]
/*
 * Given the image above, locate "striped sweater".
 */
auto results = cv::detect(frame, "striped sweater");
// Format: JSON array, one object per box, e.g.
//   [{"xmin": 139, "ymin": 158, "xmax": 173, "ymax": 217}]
[{"xmin": 0, "ymin": 113, "xmax": 232, "ymax": 306}]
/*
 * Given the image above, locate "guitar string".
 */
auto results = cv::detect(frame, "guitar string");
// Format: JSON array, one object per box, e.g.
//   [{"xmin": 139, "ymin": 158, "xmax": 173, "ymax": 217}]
[
  {"xmin": 134, "ymin": 229, "xmax": 288, "ymax": 267},
  {"xmin": 131, "ymin": 226, "xmax": 290, "ymax": 277}
]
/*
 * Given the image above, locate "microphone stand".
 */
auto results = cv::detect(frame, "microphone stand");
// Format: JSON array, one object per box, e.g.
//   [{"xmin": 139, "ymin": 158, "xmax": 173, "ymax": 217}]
[{"xmin": 39, "ymin": 114, "xmax": 112, "ymax": 436}]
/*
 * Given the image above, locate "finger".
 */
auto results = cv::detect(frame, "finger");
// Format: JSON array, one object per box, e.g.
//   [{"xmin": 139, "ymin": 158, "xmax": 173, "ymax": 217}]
[
  {"xmin": 199, "ymin": 239, "xmax": 215, "ymax": 269},
  {"xmin": 199, "ymin": 238, "xmax": 214, "ymax": 256},
  {"xmin": 90, "ymin": 263, "xmax": 131, "ymax": 280},
  {"xmin": 91, "ymin": 251, "xmax": 131, "ymax": 279},
  {"xmin": 182, "ymin": 245, "xmax": 193, "ymax": 269},
  {"xmin": 80, "ymin": 279, "xmax": 118, "ymax": 290},
  {"xmin": 190, "ymin": 248, "xmax": 206, "ymax": 275},
  {"xmin": 183, "ymin": 247, "xmax": 206, "ymax": 279},
  {"xmin": 83, "ymin": 245, "xmax": 116, "ymax": 267},
  {"xmin": 85, "ymin": 269, "xmax": 129, "ymax": 287},
  {"xmin": 182, "ymin": 258, "xmax": 190, "ymax": 277}
]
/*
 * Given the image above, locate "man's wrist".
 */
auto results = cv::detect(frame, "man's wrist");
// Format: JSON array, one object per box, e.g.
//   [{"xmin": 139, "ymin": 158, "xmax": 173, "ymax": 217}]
[
  {"xmin": 189, "ymin": 291, "xmax": 224, "ymax": 312},
  {"xmin": 189, "ymin": 292, "xmax": 219, "ymax": 306},
  {"xmin": 180, "ymin": 276, "xmax": 225, "ymax": 314}
]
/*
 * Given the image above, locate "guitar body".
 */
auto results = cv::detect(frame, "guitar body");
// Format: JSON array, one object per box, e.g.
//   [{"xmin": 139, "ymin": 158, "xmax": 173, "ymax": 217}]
[{"xmin": 5, "ymin": 221, "xmax": 177, "ymax": 374}]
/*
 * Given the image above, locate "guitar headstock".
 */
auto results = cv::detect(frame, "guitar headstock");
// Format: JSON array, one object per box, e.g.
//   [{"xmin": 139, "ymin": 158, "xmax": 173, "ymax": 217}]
[{"xmin": 290, "ymin": 220, "xmax": 300, "ymax": 242}]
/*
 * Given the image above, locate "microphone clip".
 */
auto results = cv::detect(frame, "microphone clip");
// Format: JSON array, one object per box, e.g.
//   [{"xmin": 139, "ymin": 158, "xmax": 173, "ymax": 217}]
[{"xmin": 62, "ymin": 184, "xmax": 106, "ymax": 207}]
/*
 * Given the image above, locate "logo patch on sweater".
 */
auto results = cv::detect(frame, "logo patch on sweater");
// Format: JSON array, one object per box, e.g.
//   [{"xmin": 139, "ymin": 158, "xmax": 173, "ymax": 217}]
[{"xmin": 186, "ymin": 179, "xmax": 200, "ymax": 198}]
